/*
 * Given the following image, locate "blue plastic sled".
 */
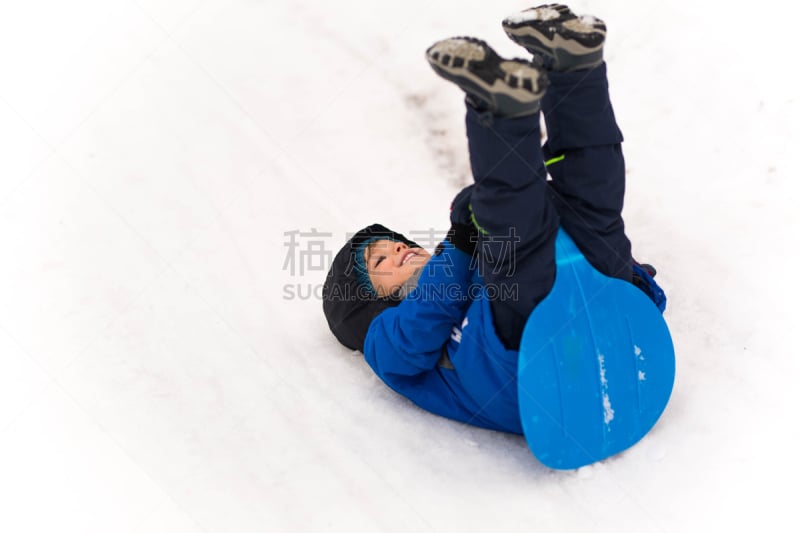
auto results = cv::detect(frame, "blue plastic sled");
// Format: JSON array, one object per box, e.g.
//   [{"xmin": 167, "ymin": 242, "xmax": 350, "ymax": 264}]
[{"xmin": 518, "ymin": 229, "xmax": 675, "ymax": 470}]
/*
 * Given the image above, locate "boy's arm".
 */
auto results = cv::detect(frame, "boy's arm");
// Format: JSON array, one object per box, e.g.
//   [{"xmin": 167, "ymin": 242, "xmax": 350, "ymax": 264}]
[{"xmin": 364, "ymin": 239, "xmax": 474, "ymax": 376}]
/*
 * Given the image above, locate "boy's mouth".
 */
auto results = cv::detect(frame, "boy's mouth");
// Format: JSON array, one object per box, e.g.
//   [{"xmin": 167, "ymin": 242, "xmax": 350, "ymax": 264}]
[{"xmin": 401, "ymin": 250, "xmax": 418, "ymax": 266}]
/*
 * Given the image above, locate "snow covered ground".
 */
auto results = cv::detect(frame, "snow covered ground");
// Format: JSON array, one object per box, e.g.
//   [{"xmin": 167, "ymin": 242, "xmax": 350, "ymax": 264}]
[{"xmin": 1, "ymin": 0, "xmax": 798, "ymax": 531}]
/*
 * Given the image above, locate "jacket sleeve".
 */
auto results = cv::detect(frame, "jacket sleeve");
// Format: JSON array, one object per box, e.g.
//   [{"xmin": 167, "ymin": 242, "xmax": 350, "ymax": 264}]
[{"xmin": 364, "ymin": 240, "xmax": 474, "ymax": 376}]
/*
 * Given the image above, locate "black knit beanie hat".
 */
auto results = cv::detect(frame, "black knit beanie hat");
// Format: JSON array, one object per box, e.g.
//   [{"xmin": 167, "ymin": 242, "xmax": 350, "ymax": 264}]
[{"xmin": 322, "ymin": 223, "xmax": 420, "ymax": 351}]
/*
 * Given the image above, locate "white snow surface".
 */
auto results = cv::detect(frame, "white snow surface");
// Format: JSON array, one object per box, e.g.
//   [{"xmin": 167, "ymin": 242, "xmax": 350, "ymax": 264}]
[
  {"xmin": 1, "ymin": 1, "xmax": 798, "ymax": 532},
  {"xmin": 505, "ymin": 6, "xmax": 561, "ymax": 24}
]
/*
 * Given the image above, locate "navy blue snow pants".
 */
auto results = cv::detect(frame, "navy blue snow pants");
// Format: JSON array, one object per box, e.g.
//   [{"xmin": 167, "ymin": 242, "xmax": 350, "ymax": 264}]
[{"xmin": 466, "ymin": 63, "xmax": 632, "ymax": 350}]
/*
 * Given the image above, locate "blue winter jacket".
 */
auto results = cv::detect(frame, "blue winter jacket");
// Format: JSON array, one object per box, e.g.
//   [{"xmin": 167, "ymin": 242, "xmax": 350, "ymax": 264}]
[{"xmin": 363, "ymin": 240, "xmax": 524, "ymax": 434}]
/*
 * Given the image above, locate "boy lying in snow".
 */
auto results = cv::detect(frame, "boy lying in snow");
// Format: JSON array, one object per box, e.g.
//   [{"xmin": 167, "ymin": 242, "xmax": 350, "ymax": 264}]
[{"xmin": 322, "ymin": 4, "xmax": 665, "ymax": 434}]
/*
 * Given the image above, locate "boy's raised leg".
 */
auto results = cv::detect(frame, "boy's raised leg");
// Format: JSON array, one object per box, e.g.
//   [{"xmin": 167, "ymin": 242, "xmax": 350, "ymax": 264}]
[
  {"xmin": 426, "ymin": 37, "xmax": 559, "ymax": 350},
  {"xmin": 504, "ymin": 5, "xmax": 632, "ymax": 282}
]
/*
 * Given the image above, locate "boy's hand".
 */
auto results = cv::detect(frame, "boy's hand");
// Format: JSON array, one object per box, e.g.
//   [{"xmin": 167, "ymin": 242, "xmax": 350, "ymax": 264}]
[
  {"xmin": 450, "ymin": 184, "xmax": 474, "ymax": 227},
  {"xmin": 447, "ymin": 185, "xmax": 479, "ymax": 256}
]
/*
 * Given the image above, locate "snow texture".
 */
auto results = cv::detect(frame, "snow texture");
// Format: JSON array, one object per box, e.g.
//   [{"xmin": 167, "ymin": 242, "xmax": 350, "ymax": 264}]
[
  {"xmin": 505, "ymin": 6, "xmax": 562, "ymax": 23},
  {"xmin": 0, "ymin": 1, "xmax": 798, "ymax": 532},
  {"xmin": 597, "ymin": 354, "xmax": 614, "ymax": 424}
]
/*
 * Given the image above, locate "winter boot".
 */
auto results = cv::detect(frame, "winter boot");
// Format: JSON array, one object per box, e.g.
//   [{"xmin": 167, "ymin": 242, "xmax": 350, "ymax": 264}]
[
  {"xmin": 426, "ymin": 37, "xmax": 548, "ymax": 118},
  {"xmin": 502, "ymin": 4, "xmax": 605, "ymax": 72}
]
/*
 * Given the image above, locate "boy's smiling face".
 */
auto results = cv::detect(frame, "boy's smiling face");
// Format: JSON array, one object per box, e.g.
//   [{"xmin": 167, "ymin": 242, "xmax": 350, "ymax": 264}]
[{"xmin": 364, "ymin": 239, "xmax": 431, "ymax": 297}]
